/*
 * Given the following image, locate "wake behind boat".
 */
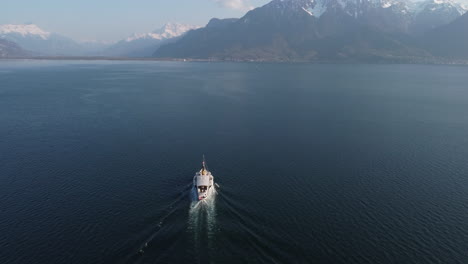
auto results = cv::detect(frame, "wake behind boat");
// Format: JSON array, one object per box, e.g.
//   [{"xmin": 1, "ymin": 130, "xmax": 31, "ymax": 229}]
[{"xmin": 192, "ymin": 156, "xmax": 214, "ymax": 201}]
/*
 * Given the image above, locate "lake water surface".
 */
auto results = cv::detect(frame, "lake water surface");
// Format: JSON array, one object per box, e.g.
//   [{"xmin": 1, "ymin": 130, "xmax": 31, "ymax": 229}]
[{"xmin": 1, "ymin": 60, "xmax": 468, "ymax": 263}]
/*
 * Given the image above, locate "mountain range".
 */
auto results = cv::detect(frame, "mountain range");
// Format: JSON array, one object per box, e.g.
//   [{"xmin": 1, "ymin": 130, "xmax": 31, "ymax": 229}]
[
  {"xmin": 0, "ymin": 23, "xmax": 198, "ymax": 57},
  {"xmin": 153, "ymin": 0, "xmax": 468, "ymax": 62},
  {"xmin": 1, "ymin": 0, "xmax": 468, "ymax": 62}
]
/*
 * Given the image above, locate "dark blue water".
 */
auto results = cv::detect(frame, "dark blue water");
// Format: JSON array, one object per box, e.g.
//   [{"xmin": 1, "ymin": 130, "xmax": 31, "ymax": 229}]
[{"xmin": 1, "ymin": 60, "xmax": 468, "ymax": 264}]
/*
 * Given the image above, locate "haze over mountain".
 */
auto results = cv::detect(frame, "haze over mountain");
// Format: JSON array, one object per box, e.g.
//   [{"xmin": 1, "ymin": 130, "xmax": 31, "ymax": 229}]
[
  {"xmin": 0, "ymin": 23, "xmax": 199, "ymax": 57},
  {"xmin": 410, "ymin": 0, "xmax": 467, "ymax": 33},
  {"xmin": 0, "ymin": 38, "xmax": 28, "ymax": 57},
  {"xmin": 154, "ymin": 0, "xmax": 468, "ymax": 62},
  {"xmin": 102, "ymin": 23, "xmax": 200, "ymax": 57},
  {"xmin": 0, "ymin": 24, "xmax": 87, "ymax": 56},
  {"xmin": 422, "ymin": 12, "xmax": 468, "ymax": 58}
]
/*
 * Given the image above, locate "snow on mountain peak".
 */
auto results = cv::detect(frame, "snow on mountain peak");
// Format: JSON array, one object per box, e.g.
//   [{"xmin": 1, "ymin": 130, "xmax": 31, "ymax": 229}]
[
  {"xmin": 273, "ymin": 0, "xmax": 411, "ymax": 18},
  {"xmin": 302, "ymin": 2, "xmax": 328, "ymax": 17},
  {"xmin": 153, "ymin": 23, "xmax": 199, "ymax": 38},
  {"xmin": 0, "ymin": 24, "xmax": 50, "ymax": 39},
  {"xmin": 272, "ymin": 0, "xmax": 327, "ymax": 17},
  {"xmin": 414, "ymin": 0, "xmax": 467, "ymax": 15},
  {"xmin": 125, "ymin": 23, "xmax": 200, "ymax": 42}
]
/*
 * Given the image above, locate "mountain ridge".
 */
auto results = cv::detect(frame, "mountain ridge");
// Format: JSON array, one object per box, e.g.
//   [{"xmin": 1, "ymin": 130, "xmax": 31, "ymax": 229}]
[{"xmin": 153, "ymin": 0, "xmax": 467, "ymax": 62}]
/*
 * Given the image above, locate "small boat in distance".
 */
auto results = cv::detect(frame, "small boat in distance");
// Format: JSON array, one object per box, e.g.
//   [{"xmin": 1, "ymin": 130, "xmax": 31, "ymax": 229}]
[{"xmin": 193, "ymin": 156, "xmax": 214, "ymax": 201}]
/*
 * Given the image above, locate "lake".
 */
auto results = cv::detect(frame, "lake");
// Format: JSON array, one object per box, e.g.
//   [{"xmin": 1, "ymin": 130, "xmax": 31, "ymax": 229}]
[{"xmin": 1, "ymin": 60, "xmax": 468, "ymax": 263}]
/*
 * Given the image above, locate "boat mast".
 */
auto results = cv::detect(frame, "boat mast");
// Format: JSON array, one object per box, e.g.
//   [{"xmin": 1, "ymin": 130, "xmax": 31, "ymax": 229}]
[{"xmin": 202, "ymin": 155, "xmax": 207, "ymax": 171}]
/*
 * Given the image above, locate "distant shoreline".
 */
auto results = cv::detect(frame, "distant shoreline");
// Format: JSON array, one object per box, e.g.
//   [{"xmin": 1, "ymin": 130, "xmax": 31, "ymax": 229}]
[
  {"xmin": 1, "ymin": 56, "xmax": 468, "ymax": 65},
  {"xmin": 0, "ymin": 56, "xmax": 206, "ymax": 62}
]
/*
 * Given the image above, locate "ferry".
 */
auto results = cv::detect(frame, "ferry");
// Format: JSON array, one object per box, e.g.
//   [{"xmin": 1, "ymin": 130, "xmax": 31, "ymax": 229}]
[{"xmin": 193, "ymin": 156, "xmax": 214, "ymax": 201}]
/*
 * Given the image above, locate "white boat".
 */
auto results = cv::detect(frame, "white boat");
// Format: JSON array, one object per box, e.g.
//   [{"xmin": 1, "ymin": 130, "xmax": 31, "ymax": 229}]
[{"xmin": 193, "ymin": 156, "xmax": 214, "ymax": 201}]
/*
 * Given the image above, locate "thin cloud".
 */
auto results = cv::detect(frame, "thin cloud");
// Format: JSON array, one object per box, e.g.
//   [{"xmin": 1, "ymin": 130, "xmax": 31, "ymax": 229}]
[{"xmin": 212, "ymin": 0, "xmax": 254, "ymax": 11}]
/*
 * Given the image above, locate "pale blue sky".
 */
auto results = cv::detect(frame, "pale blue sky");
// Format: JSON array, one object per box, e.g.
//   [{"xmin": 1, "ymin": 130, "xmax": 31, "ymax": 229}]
[{"xmin": 1, "ymin": 0, "xmax": 270, "ymax": 42}]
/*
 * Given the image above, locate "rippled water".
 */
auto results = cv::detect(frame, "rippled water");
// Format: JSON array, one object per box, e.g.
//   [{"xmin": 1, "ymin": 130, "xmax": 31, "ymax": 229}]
[{"xmin": 1, "ymin": 60, "xmax": 468, "ymax": 263}]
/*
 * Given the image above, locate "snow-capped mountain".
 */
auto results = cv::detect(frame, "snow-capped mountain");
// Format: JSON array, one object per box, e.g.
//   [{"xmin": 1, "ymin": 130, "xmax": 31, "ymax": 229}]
[
  {"xmin": 410, "ymin": 0, "xmax": 467, "ymax": 33},
  {"xmin": 153, "ymin": 0, "xmax": 425, "ymax": 61},
  {"xmin": 0, "ymin": 24, "xmax": 83, "ymax": 55},
  {"xmin": 413, "ymin": 0, "xmax": 466, "ymax": 16},
  {"xmin": 266, "ymin": 0, "xmax": 466, "ymax": 33},
  {"xmin": 125, "ymin": 23, "xmax": 200, "ymax": 42},
  {"xmin": 0, "ymin": 23, "xmax": 199, "ymax": 57},
  {"xmin": 270, "ymin": 0, "xmax": 409, "ymax": 18},
  {"xmin": 103, "ymin": 23, "xmax": 200, "ymax": 57},
  {"xmin": 151, "ymin": 0, "xmax": 468, "ymax": 62},
  {"xmin": 265, "ymin": 0, "xmax": 413, "ymax": 33},
  {"xmin": 0, "ymin": 24, "xmax": 50, "ymax": 39}
]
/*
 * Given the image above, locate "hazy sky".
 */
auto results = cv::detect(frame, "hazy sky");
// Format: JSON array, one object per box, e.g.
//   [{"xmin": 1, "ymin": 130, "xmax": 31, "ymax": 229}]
[{"xmin": 1, "ymin": 0, "xmax": 270, "ymax": 42}]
